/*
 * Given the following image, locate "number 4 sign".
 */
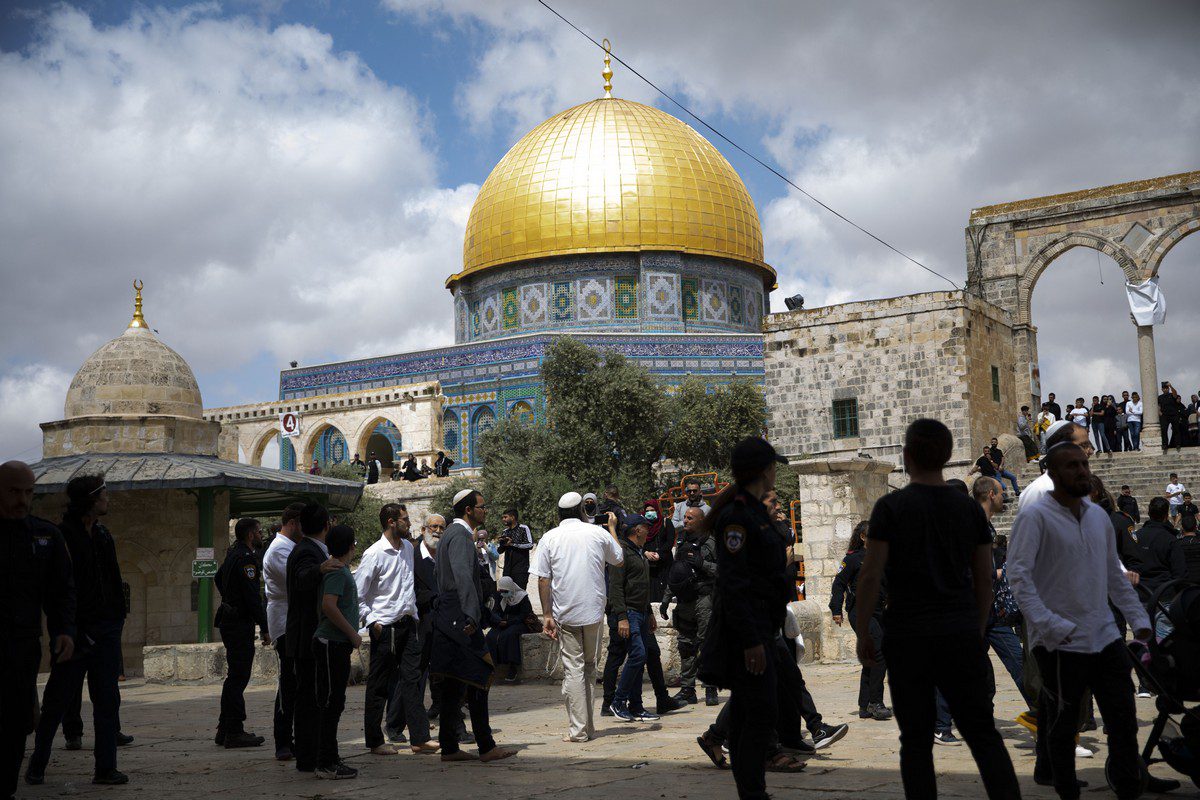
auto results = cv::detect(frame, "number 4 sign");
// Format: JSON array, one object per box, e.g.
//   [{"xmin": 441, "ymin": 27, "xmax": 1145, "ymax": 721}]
[{"xmin": 280, "ymin": 412, "xmax": 301, "ymax": 438}]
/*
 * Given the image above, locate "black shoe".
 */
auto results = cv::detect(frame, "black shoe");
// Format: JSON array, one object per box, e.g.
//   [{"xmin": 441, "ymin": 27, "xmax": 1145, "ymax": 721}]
[
  {"xmin": 386, "ymin": 730, "xmax": 408, "ymax": 744},
  {"xmin": 600, "ymin": 705, "xmax": 614, "ymax": 717},
  {"xmin": 459, "ymin": 731, "xmax": 476, "ymax": 745},
  {"xmin": 812, "ymin": 723, "xmax": 849, "ymax": 750},
  {"xmin": 275, "ymin": 748, "xmax": 295, "ymax": 761},
  {"xmin": 785, "ymin": 738, "xmax": 816, "ymax": 754},
  {"xmin": 65, "ymin": 736, "xmax": 83, "ymax": 751},
  {"xmin": 116, "ymin": 732, "xmax": 134, "ymax": 746},
  {"xmin": 1147, "ymin": 775, "xmax": 1181, "ymax": 793},
  {"xmin": 673, "ymin": 688, "xmax": 699, "ymax": 705},
  {"xmin": 93, "ymin": 770, "xmax": 129, "ymax": 785},
  {"xmin": 224, "ymin": 731, "xmax": 265, "ymax": 748},
  {"xmin": 24, "ymin": 771, "xmax": 44, "ymax": 786},
  {"xmin": 315, "ymin": 762, "xmax": 358, "ymax": 780},
  {"xmin": 933, "ymin": 730, "xmax": 961, "ymax": 746},
  {"xmin": 858, "ymin": 706, "xmax": 872, "ymax": 719},
  {"xmin": 704, "ymin": 687, "xmax": 719, "ymax": 706},
  {"xmin": 868, "ymin": 703, "xmax": 893, "ymax": 721},
  {"xmin": 656, "ymin": 696, "xmax": 687, "ymax": 714},
  {"xmin": 1079, "ymin": 719, "xmax": 1097, "ymax": 732},
  {"xmin": 1033, "ymin": 774, "xmax": 1087, "ymax": 789},
  {"xmin": 214, "ymin": 731, "xmax": 225, "ymax": 746}
]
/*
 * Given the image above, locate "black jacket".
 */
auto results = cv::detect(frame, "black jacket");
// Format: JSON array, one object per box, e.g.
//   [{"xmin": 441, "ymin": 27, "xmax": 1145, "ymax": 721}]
[
  {"xmin": 1129, "ymin": 519, "xmax": 1187, "ymax": 597},
  {"xmin": 607, "ymin": 536, "xmax": 651, "ymax": 620},
  {"xmin": 1117, "ymin": 494, "xmax": 1141, "ymax": 523},
  {"xmin": 711, "ymin": 491, "xmax": 790, "ymax": 650},
  {"xmin": 285, "ymin": 536, "xmax": 327, "ymax": 660},
  {"xmin": 1, "ymin": 516, "xmax": 75, "ymax": 640},
  {"xmin": 216, "ymin": 540, "xmax": 267, "ymax": 635},
  {"xmin": 60, "ymin": 515, "xmax": 125, "ymax": 632},
  {"xmin": 415, "ymin": 547, "xmax": 438, "ymax": 636}
]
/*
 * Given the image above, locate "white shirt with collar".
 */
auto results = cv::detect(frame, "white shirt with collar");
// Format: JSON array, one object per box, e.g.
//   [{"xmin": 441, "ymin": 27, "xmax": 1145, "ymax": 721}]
[
  {"xmin": 262, "ymin": 533, "xmax": 297, "ymax": 641},
  {"xmin": 1008, "ymin": 493, "xmax": 1149, "ymax": 654},
  {"xmin": 355, "ymin": 533, "xmax": 418, "ymax": 628},
  {"xmin": 531, "ymin": 518, "xmax": 624, "ymax": 628}
]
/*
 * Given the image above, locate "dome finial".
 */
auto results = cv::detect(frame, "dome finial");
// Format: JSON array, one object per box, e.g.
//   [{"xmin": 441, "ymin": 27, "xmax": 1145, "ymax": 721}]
[
  {"xmin": 129, "ymin": 279, "xmax": 148, "ymax": 329},
  {"xmin": 601, "ymin": 38, "xmax": 613, "ymax": 98}
]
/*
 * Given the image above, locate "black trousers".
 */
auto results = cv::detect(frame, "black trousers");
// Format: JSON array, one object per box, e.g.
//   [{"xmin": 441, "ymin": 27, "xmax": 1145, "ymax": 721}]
[
  {"xmin": 728, "ymin": 648, "xmax": 778, "ymax": 800},
  {"xmin": 885, "ymin": 631, "xmax": 1020, "ymax": 800},
  {"xmin": 437, "ymin": 677, "xmax": 495, "ymax": 756},
  {"xmin": 29, "ymin": 620, "xmax": 122, "ymax": 778},
  {"xmin": 62, "ymin": 665, "xmax": 124, "ymax": 740},
  {"xmin": 1, "ymin": 638, "xmax": 41, "ymax": 799},
  {"xmin": 273, "ymin": 635, "xmax": 296, "ymax": 753},
  {"xmin": 218, "ymin": 622, "xmax": 256, "ymax": 734},
  {"xmin": 857, "ymin": 615, "xmax": 886, "ymax": 708},
  {"xmin": 365, "ymin": 618, "xmax": 429, "ymax": 748},
  {"xmin": 601, "ymin": 612, "xmax": 669, "ymax": 707},
  {"xmin": 1033, "ymin": 641, "xmax": 1142, "ymax": 800},
  {"xmin": 293, "ymin": 656, "xmax": 318, "ymax": 771},
  {"xmin": 773, "ymin": 636, "xmax": 823, "ymax": 742},
  {"xmin": 312, "ymin": 638, "xmax": 352, "ymax": 769}
]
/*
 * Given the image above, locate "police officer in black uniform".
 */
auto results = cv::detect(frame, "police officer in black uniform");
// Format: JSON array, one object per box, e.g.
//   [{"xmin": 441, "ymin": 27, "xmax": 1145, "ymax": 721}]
[
  {"xmin": 215, "ymin": 518, "xmax": 269, "ymax": 748},
  {"xmin": 699, "ymin": 438, "xmax": 791, "ymax": 800},
  {"xmin": 829, "ymin": 521, "xmax": 891, "ymax": 720},
  {"xmin": 0, "ymin": 461, "xmax": 75, "ymax": 800}
]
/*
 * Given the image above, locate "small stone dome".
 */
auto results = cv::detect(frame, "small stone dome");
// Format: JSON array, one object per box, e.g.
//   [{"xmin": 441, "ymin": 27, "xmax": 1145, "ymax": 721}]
[{"xmin": 64, "ymin": 286, "xmax": 203, "ymax": 419}]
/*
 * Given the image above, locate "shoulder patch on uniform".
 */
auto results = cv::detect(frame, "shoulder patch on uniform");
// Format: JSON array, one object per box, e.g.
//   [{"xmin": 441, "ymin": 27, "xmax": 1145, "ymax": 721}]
[
  {"xmin": 838, "ymin": 559, "xmax": 847, "ymax": 570},
  {"xmin": 724, "ymin": 525, "xmax": 746, "ymax": 553},
  {"xmin": 243, "ymin": 565, "xmax": 256, "ymax": 580}
]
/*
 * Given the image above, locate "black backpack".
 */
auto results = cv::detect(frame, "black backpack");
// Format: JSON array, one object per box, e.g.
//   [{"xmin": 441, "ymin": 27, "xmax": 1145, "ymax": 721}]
[{"xmin": 668, "ymin": 543, "xmax": 701, "ymax": 603}]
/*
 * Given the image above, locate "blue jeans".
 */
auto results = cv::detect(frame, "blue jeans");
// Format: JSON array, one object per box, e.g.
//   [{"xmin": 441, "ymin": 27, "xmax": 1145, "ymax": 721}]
[
  {"xmin": 987, "ymin": 624, "xmax": 1033, "ymax": 707},
  {"xmin": 1128, "ymin": 420, "xmax": 1141, "ymax": 450},
  {"xmin": 996, "ymin": 469, "xmax": 1020, "ymax": 495},
  {"xmin": 613, "ymin": 610, "xmax": 657, "ymax": 710}
]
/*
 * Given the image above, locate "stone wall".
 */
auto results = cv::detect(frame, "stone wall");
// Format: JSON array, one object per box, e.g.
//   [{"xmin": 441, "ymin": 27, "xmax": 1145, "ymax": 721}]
[
  {"xmin": 34, "ymin": 488, "xmax": 230, "ymax": 674},
  {"xmin": 791, "ymin": 457, "xmax": 894, "ymax": 662},
  {"xmin": 41, "ymin": 415, "xmax": 221, "ymax": 458},
  {"xmin": 764, "ymin": 290, "xmax": 1015, "ymax": 468},
  {"xmin": 362, "ymin": 477, "xmax": 456, "ymax": 528}
]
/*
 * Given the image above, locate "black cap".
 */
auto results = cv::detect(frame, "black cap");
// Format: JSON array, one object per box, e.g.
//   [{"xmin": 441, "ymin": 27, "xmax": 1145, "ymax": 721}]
[{"xmin": 730, "ymin": 437, "xmax": 788, "ymax": 479}]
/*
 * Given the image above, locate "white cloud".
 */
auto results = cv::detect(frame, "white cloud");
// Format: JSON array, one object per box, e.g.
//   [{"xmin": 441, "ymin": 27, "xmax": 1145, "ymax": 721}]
[
  {"xmin": 0, "ymin": 364, "xmax": 72, "ymax": 462},
  {"xmin": 0, "ymin": 5, "xmax": 471, "ymax": 456}
]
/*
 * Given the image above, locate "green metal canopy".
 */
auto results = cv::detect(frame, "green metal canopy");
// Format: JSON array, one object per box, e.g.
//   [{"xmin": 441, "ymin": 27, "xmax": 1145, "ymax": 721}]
[{"xmin": 29, "ymin": 453, "xmax": 363, "ymax": 515}]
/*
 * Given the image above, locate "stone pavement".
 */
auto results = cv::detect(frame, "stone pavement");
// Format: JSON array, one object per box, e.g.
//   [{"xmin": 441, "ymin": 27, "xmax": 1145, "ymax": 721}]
[{"xmin": 22, "ymin": 660, "xmax": 1198, "ymax": 800}]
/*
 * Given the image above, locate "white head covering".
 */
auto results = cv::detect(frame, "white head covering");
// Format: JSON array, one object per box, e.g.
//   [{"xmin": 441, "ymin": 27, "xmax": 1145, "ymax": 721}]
[
  {"xmin": 559, "ymin": 491, "xmax": 583, "ymax": 509},
  {"xmin": 453, "ymin": 488, "xmax": 475, "ymax": 506},
  {"xmin": 1045, "ymin": 420, "xmax": 1074, "ymax": 441},
  {"xmin": 497, "ymin": 575, "xmax": 528, "ymax": 609}
]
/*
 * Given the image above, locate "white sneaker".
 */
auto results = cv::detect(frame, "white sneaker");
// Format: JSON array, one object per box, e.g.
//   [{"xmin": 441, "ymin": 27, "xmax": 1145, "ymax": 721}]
[
  {"xmin": 1075, "ymin": 745, "xmax": 1094, "ymax": 758},
  {"xmin": 1136, "ymin": 689, "xmax": 1153, "ymax": 699}
]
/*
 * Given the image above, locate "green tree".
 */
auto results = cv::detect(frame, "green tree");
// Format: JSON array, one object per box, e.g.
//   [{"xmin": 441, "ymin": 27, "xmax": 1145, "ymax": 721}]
[{"xmin": 663, "ymin": 376, "xmax": 766, "ymax": 474}]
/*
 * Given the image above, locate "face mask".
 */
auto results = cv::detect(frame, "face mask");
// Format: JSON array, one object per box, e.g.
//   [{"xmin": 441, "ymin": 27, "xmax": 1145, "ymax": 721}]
[{"xmin": 645, "ymin": 510, "xmax": 658, "ymax": 521}]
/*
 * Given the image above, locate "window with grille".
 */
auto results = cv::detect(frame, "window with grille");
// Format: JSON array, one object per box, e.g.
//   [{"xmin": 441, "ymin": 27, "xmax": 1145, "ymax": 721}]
[
  {"xmin": 991, "ymin": 366, "xmax": 1001, "ymax": 402},
  {"xmin": 832, "ymin": 398, "xmax": 859, "ymax": 439}
]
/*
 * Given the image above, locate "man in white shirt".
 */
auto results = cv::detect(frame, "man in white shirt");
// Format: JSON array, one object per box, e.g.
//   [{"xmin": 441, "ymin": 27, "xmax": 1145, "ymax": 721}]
[
  {"xmin": 671, "ymin": 478, "xmax": 711, "ymax": 528},
  {"xmin": 261, "ymin": 502, "xmax": 304, "ymax": 762},
  {"xmin": 1126, "ymin": 392, "xmax": 1144, "ymax": 450},
  {"xmin": 533, "ymin": 492, "xmax": 623, "ymax": 743},
  {"xmin": 1164, "ymin": 473, "xmax": 1186, "ymax": 525},
  {"xmin": 355, "ymin": 503, "xmax": 436, "ymax": 756},
  {"xmin": 1008, "ymin": 442, "xmax": 1153, "ymax": 798}
]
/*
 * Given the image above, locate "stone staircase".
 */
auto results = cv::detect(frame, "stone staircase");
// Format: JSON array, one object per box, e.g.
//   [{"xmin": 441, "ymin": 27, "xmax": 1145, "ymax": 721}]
[{"xmin": 989, "ymin": 448, "xmax": 1200, "ymax": 537}]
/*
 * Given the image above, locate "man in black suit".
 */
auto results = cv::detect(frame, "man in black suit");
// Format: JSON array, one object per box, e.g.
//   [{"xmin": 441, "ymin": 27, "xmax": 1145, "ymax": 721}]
[{"xmin": 285, "ymin": 504, "xmax": 338, "ymax": 773}]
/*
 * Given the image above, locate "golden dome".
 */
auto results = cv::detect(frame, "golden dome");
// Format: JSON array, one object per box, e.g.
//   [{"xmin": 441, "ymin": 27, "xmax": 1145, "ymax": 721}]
[{"xmin": 451, "ymin": 97, "xmax": 771, "ymax": 286}]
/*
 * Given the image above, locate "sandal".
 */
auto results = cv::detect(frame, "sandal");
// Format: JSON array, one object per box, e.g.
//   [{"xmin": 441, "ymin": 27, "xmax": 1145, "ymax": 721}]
[
  {"xmin": 765, "ymin": 752, "xmax": 807, "ymax": 773},
  {"xmin": 696, "ymin": 735, "xmax": 728, "ymax": 769}
]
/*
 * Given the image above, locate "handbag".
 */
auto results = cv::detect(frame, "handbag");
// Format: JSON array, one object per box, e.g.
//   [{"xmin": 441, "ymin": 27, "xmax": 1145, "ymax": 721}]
[{"xmin": 992, "ymin": 564, "xmax": 1022, "ymax": 626}]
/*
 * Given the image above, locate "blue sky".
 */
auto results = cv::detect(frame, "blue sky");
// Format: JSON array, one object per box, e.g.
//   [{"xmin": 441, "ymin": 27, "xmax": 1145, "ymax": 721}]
[{"xmin": 1, "ymin": 0, "xmax": 1196, "ymax": 461}]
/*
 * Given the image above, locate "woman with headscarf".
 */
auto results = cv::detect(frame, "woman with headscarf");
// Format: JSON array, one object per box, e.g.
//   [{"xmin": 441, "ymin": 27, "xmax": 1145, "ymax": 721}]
[
  {"xmin": 485, "ymin": 576, "xmax": 538, "ymax": 683},
  {"xmin": 642, "ymin": 499, "xmax": 675, "ymax": 601}
]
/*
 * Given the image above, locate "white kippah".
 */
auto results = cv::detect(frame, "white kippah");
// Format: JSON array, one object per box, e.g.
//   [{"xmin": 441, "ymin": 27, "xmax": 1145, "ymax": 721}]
[
  {"xmin": 453, "ymin": 488, "xmax": 475, "ymax": 505},
  {"xmin": 1045, "ymin": 420, "xmax": 1074, "ymax": 440},
  {"xmin": 558, "ymin": 491, "xmax": 583, "ymax": 509}
]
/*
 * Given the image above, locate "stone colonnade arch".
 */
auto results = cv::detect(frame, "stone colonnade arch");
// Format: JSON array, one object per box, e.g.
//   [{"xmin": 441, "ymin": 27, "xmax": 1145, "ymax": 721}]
[{"xmin": 967, "ymin": 171, "xmax": 1200, "ymax": 453}]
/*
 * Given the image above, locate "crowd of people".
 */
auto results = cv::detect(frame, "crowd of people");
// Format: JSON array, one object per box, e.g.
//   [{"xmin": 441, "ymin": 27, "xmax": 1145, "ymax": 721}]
[
  {"xmin": 5, "ymin": 411, "xmax": 1200, "ymax": 800},
  {"xmin": 1017, "ymin": 381, "xmax": 1200, "ymax": 459}
]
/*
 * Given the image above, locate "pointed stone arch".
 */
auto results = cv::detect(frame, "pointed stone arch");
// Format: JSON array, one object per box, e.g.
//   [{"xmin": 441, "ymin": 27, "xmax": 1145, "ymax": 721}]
[
  {"xmin": 1146, "ymin": 216, "xmax": 1200, "ymax": 277},
  {"xmin": 1016, "ymin": 232, "xmax": 1139, "ymax": 326}
]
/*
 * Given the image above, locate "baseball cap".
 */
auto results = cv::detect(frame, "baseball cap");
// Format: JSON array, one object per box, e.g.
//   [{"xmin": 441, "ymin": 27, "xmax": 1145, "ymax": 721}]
[{"xmin": 730, "ymin": 437, "xmax": 788, "ymax": 478}]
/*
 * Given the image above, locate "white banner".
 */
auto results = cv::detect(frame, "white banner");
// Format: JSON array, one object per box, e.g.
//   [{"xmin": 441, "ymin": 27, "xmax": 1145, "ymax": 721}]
[
  {"xmin": 1126, "ymin": 276, "xmax": 1166, "ymax": 326},
  {"xmin": 279, "ymin": 412, "xmax": 301, "ymax": 438}
]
